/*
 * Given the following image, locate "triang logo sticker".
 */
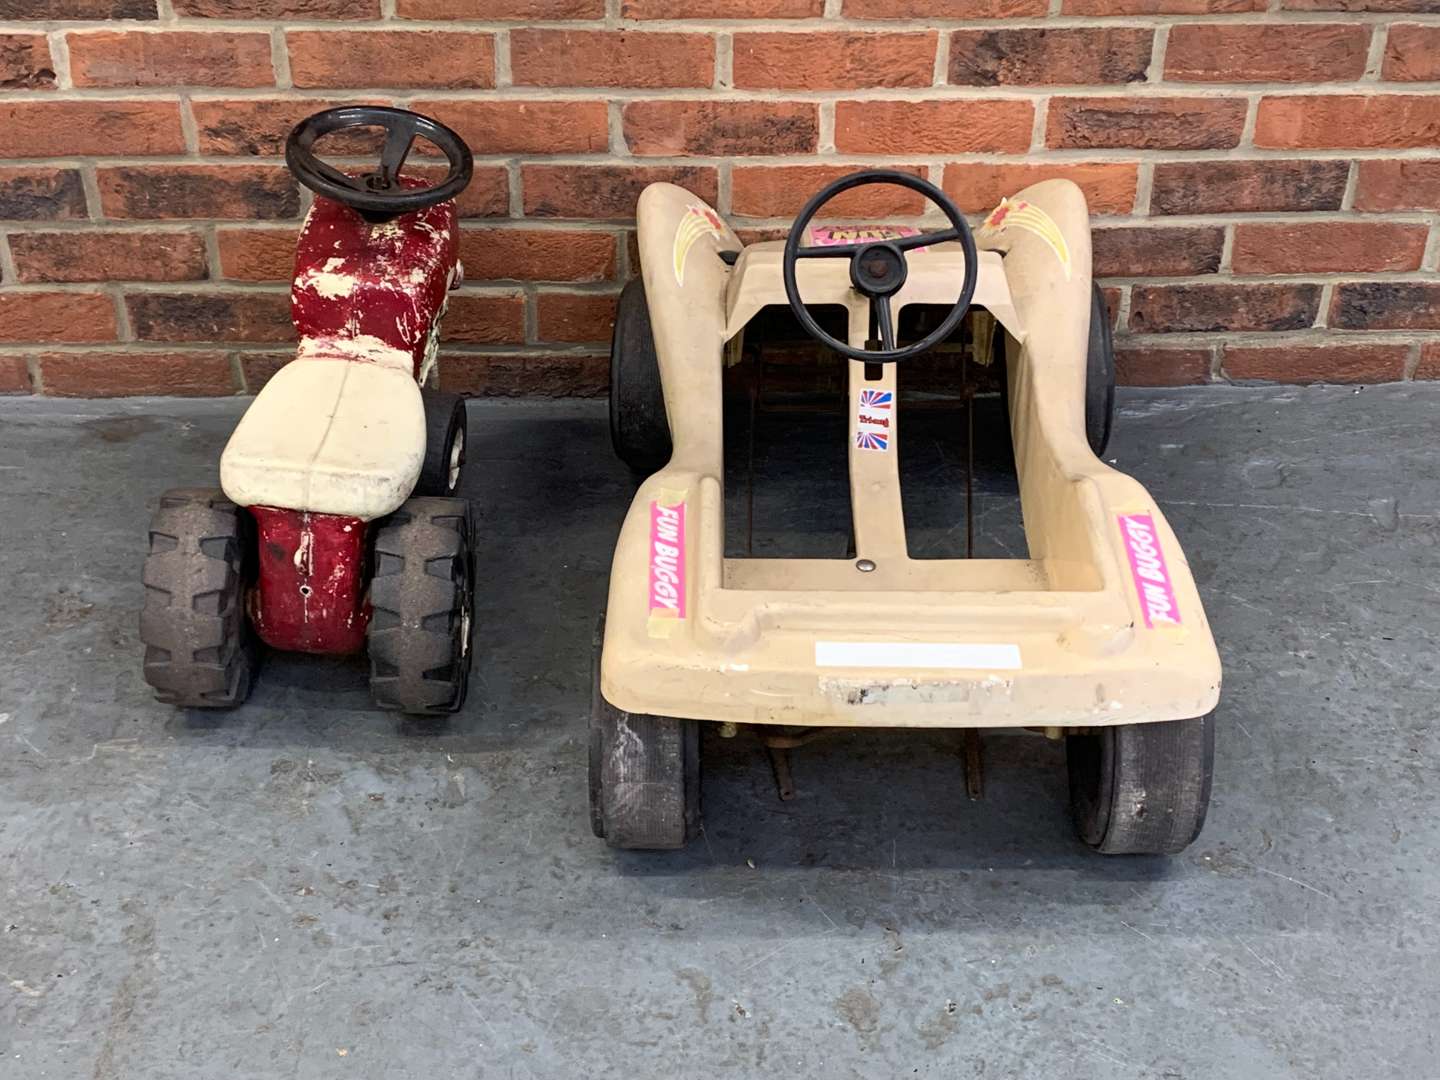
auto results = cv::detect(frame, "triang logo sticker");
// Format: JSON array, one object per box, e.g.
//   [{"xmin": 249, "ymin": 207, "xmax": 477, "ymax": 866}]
[
  {"xmin": 855, "ymin": 388, "xmax": 893, "ymax": 452},
  {"xmin": 647, "ymin": 492, "xmax": 686, "ymax": 638},
  {"xmin": 672, "ymin": 203, "xmax": 725, "ymax": 287},
  {"xmin": 980, "ymin": 198, "xmax": 1072, "ymax": 280},
  {"xmin": 809, "ymin": 224, "xmax": 923, "ymax": 249},
  {"xmin": 1118, "ymin": 512, "xmax": 1182, "ymax": 629}
]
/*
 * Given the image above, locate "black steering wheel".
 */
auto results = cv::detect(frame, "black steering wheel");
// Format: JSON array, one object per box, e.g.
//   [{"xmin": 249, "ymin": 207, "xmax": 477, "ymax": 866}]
[
  {"xmin": 285, "ymin": 106, "xmax": 473, "ymax": 222},
  {"xmin": 782, "ymin": 170, "xmax": 979, "ymax": 363}
]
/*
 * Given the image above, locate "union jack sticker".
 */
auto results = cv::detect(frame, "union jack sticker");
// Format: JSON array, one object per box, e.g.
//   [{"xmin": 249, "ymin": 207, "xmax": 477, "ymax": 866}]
[{"xmin": 855, "ymin": 389, "xmax": 893, "ymax": 452}]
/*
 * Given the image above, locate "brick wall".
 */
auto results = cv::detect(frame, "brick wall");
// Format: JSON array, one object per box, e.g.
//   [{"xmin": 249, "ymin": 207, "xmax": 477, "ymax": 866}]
[{"xmin": 1, "ymin": 1, "xmax": 1438, "ymax": 397}]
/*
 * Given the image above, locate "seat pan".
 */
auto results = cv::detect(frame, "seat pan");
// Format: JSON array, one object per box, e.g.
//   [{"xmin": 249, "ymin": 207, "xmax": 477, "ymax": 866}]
[{"xmin": 220, "ymin": 357, "xmax": 424, "ymax": 520}]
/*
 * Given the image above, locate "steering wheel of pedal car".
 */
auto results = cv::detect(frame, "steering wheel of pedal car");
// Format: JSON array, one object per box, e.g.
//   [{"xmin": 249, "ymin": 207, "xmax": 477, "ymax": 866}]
[
  {"xmin": 285, "ymin": 106, "xmax": 473, "ymax": 222},
  {"xmin": 781, "ymin": 170, "xmax": 980, "ymax": 363}
]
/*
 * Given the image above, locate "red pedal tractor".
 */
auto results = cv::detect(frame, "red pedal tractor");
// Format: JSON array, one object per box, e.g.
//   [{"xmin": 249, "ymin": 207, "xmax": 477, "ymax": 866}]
[{"xmin": 141, "ymin": 107, "xmax": 477, "ymax": 715}]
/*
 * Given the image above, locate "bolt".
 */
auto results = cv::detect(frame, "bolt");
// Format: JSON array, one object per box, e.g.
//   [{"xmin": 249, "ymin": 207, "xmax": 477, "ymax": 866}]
[{"xmin": 856, "ymin": 558, "xmax": 876, "ymax": 572}]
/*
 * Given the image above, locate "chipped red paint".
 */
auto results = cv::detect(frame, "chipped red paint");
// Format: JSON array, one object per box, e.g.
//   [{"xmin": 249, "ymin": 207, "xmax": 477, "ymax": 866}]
[
  {"xmin": 290, "ymin": 179, "xmax": 461, "ymax": 379},
  {"xmin": 249, "ymin": 506, "xmax": 370, "ymax": 655}
]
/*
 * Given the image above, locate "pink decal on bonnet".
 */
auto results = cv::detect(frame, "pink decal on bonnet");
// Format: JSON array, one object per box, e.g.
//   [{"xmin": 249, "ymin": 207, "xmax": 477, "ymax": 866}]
[
  {"xmin": 1118, "ymin": 512, "xmax": 1181, "ymax": 628},
  {"xmin": 649, "ymin": 499, "xmax": 686, "ymax": 619}
]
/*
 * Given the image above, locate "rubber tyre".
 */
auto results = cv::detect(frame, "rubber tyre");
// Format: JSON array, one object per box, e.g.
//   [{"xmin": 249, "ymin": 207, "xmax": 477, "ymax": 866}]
[
  {"xmin": 140, "ymin": 488, "xmax": 258, "ymax": 708},
  {"xmin": 367, "ymin": 497, "xmax": 473, "ymax": 715},
  {"xmin": 1085, "ymin": 279, "xmax": 1117, "ymax": 458},
  {"xmin": 609, "ymin": 277, "xmax": 671, "ymax": 476},
  {"xmin": 993, "ymin": 279, "xmax": 1116, "ymax": 458},
  {"xmin": 417, "ymin": 390, "xmax": 468, "ymax": 497},
  {"xmin": 589, "ymin": 619, "xmax": 700, "ymax": 849},
  {"xmin": 1067, "ymin": 713, "xmax": 1214, "ymax": 855}
]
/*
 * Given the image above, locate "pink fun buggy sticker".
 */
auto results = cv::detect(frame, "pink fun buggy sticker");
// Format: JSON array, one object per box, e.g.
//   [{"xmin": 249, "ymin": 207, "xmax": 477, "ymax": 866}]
[
  {"xmin": 809, "ymin": 224, "xmax": 923, "ymax": 249},
  {"xmin": 648, "ymin": 497, "xmax": 686, "ymax": 628},
  {"xmin": 1118, "ymin": 512, "xmax": 1182, "ymax": 628}
]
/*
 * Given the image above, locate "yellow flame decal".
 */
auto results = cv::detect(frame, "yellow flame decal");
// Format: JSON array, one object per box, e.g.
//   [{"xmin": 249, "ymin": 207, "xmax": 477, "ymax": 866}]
[
  {"xmin": 672, "ymin": 204, "xmax": 725, "ymax": 287},
  {"xmin": 980, "ymin": 198, "xmax": 1072, "ymax": 281}
]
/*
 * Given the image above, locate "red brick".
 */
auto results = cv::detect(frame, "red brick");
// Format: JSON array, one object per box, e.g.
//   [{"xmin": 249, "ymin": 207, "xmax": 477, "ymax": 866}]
[
  {"xmin": 1223, "ymin": 344, "xmax": 1408, "ymax": 384},
  {"xmin": 949, "ymin": 28, "xmax": 1151, "ymax": 86},
  {"xmin": 40, "ymin": 351, "xmax": 235, "ymax": 397},
  {"xmin": 942, "ymin": 161, "xmax": 1138, "ymax": 214},
  {"xmin": 0, "ymin": 168, "xmax": 87, "ymax": 221},
  {"xmin": 1283, "ymin": 0, "xmax": 1440, "ymax": 11},
  {"xmin": 847, "ymin": 0, "xmax": 1046, "ymax": 14},
  {"xmin": 0, "ymin": 100, "xmax": 183, "ymax": 158},
  {"xmin": 193, "ymin": 98, "xmax": 392, "ymax": 157},
  {"xmin": 1383, "ymin": 25, "xmax": 1440, "ymax": 81},
  {"xmin": 1330, "ymin": 283, "xmax": 1440, "ymax": 330},
  {"xmin": 1129, "ymin": 284, "xmax": 1320, "ymax": 333},
  {"xmin": 440, "ymin": 352, "xmax": 606, "ymax": 397},
  {"xmin": 4, "ymin": 0, "xmax": 156, "ymax": 15},
  {"xmin": 397, "ymin": 0, "xmax": 601, "ymax": 16},
  {"xmin": 0, "ymin": 293, "xmax": 117, "ymax": 343},
  {"xmin": 624, "ymin": 101, "xmax": 818, "ymax": 156},
  {"xmin": 1067, "ymin": 0, "xmax": 1260, "ymax": 9},
  {"xmin": 513, "ymin": 30, "xmax": 712, "ymax": 88},
  {"xmin": 239, "ymin": 351, "xmax": 291, "ymax": 392},
  {"xmin": 836, "ymin": 100, "xmax": 1033, "ymax": 154},
  {"xmin": 1151, "ymin": 160, "xmax": 1348, "ymax": 215},
  {"xmin": 0, "ymin": 356, "xmax": 33, "ymax": 394},
  {"xmin": 1115, "ymin": 348, "xmax": 1212, "ymax": 386},
  {"xmin": 430, "ymin": 165, "xmax": 510, "ymax": 218},
  {"xmin": 1355, "ymin": 159, "xmax": 1440, "ymax": 211},
  {"xmin": 1416, "ymin": 342, "xmax": 1440, "ymax": 380},
  {"xmin": 98, "ymin": 166, "xmax": 300, "ymax": 220},
  {"xmin": 536, "ymin": 292, "xmax": 617, "ymax": 343},
  {"xmin": 0, "ymin": 34, "xmax": 55, "ymax": 90},
  {"xmin": 1165, "ymin": 24, "xmax": 1369, "ymax": 82},
  {"xmin": 288, "ymin": 31, "xmax": 494, "ymax": 90},
  {"xmin": 176, "ymin": 0, "xmax": 376, "ymax": 12},
  {"xmin": 217, "ymin": 227, "xmax": 300, "ymax": 281},
  {"xmin": 734, "ymin": 32, "xmax": 937, "ymax": 90},
  {"xmin": 1256, "ymin": 95, "xmax": 1440, "ymax": 149},
  {"xmin": 128, "ymin": 292, "xmax": 293, "ymax": 343},
  {"xmin": 457, "ymin": 229, "xmax": 616, "ymax": 283},
  {"xmin": 1092, "ymin": 227, "xmax": 1223, "ymax": 278},
  {"xmin": 68, "ymin": 31, "xmax": 273, "ymax": 89},
  {"xmin": 1048, "ymin": 97, "xmax": 1245, "ymax": 150},
  {"xmin": 441, "ymin": 292, "xmax": 526, "ymax": 344},
  {"xmin": 522, "ymin": 165, "xmax": 718, "ymax": 218},
  {"xmin": 10, "ymin": 231, "xmax": 208, "ymax": 283},
  {"xmin": 413, "ymin": 99, "xmax": 609, "ymax": 155},
  {"xmin": 1232, "ymin": 222, "xmax": 1429, "ymax": 275},
  {"xmin": 732, "ymin": 165, "xmax": 928, "ymax": 218}
]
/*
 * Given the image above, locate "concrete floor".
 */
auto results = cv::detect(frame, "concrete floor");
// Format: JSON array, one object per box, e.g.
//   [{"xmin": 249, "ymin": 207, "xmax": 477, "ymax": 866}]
[{"xmin": 1, "ymin": 385, "xmax": 1437, "ymax": 1079}]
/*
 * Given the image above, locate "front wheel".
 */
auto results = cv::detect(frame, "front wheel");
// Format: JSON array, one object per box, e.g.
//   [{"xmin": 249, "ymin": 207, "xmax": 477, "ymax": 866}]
[
  {"xmin": 416, "ymin": 390, "xmax": 468, "ymax": 497},
  {"xmin": 608, "ymin": 278, "xmax": 671, "ymax": 477},
  {"xmin": 1066, "ymin": 713, "xmax": 1214, "ymax": 855}
]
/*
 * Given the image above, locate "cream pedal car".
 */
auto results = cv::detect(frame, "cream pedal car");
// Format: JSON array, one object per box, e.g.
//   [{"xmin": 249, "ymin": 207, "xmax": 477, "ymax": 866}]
[{"xmin": 592, "ymin": 170, "xmax": 1220, "ymax": 853}]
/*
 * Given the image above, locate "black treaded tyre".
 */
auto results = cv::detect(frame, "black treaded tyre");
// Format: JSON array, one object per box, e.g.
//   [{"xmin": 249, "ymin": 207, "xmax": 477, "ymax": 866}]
[
  {"xmin": 367, "ymin": 496, "xmax": 474, "ymax": 715},
  {"xmin": 140, "ymin": 488, "xmax": 258, "ymax": 708},
  {"xmin": 1067, "ymin": 713, "xmax": 1214, "ymax": 855},
  {"xmin": 1085, "ymin": 279, "xmax": 1117, "ymax": 458},
  {"xmin": 609, "ymin": 277, "xmax": 672, "ymax": 476},
  {"xmin": 589, "ymin": 617, "xmax": 700, "ymax": 849},
  {"xmin": 994, "ymin": 279, "xmax": 1116, "ymax": 458},
  {"xmin": 416, "ymin": 390, "xmax": 468, "ymax": 497}
]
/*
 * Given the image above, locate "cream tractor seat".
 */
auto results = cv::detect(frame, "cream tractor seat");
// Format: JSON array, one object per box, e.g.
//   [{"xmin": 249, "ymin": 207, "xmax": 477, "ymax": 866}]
[{"xmin": 220, "ymin": 343, "xmax": 425, "ymax": 521}]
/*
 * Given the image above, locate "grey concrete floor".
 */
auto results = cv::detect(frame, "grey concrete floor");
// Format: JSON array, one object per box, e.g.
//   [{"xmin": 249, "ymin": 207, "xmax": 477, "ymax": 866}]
[{"xmin": 1, "ymin": 385, "xmax": 1437, "ymax": 1079}]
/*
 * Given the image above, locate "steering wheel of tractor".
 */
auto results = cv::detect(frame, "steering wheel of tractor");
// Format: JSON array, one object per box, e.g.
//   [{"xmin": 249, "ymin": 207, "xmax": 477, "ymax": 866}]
[
  {"xmin": 782, "ymin": 170, "xmax": 979, "ymax": 363},
  {"xmin": 285, "ymin": 106, "xmax": 473, "ymax": 222}
]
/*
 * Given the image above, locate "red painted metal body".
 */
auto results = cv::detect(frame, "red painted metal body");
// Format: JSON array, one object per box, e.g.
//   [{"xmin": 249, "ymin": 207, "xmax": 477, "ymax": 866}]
[
  {"xmin": 246, "ymin": 181, "xmax": 462, "ymax": 654},
  {"xmin": 250, "ymin": 506, "xmax": 370, "ymax": 655}
]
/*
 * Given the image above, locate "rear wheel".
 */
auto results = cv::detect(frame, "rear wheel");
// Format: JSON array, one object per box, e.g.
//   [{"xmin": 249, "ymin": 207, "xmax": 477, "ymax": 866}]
[
  {"xmin": 1067, "ymin": 714, "xmax": 1214, "ymax": 854},
  {"xmin": 140, "ymin": 488, "xmax": 258, "ymax": 708},
  {"xmin": 417, "ymin": 390, "xmax": 468, "ymax": 497},
  {"xmin": 589, "ymin": 619, "xmax": 700, "ymax": 849},
  {"xmin": 367, "ymin": 497, "xmax": 473, "ymax": 715},
  {"xmin": 609, "ymin": 277, "xmax": 671, "ymax": 476}
]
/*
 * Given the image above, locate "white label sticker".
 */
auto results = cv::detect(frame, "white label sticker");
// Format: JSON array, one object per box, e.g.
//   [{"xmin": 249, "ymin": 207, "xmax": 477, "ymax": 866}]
[
  {"xmin": 814, "ymin": 642, "xmax": 1022, "ymax": 670},
  {"xmin": 855, "ymin": 388, "xmax": 893, "ymax": 452}
]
